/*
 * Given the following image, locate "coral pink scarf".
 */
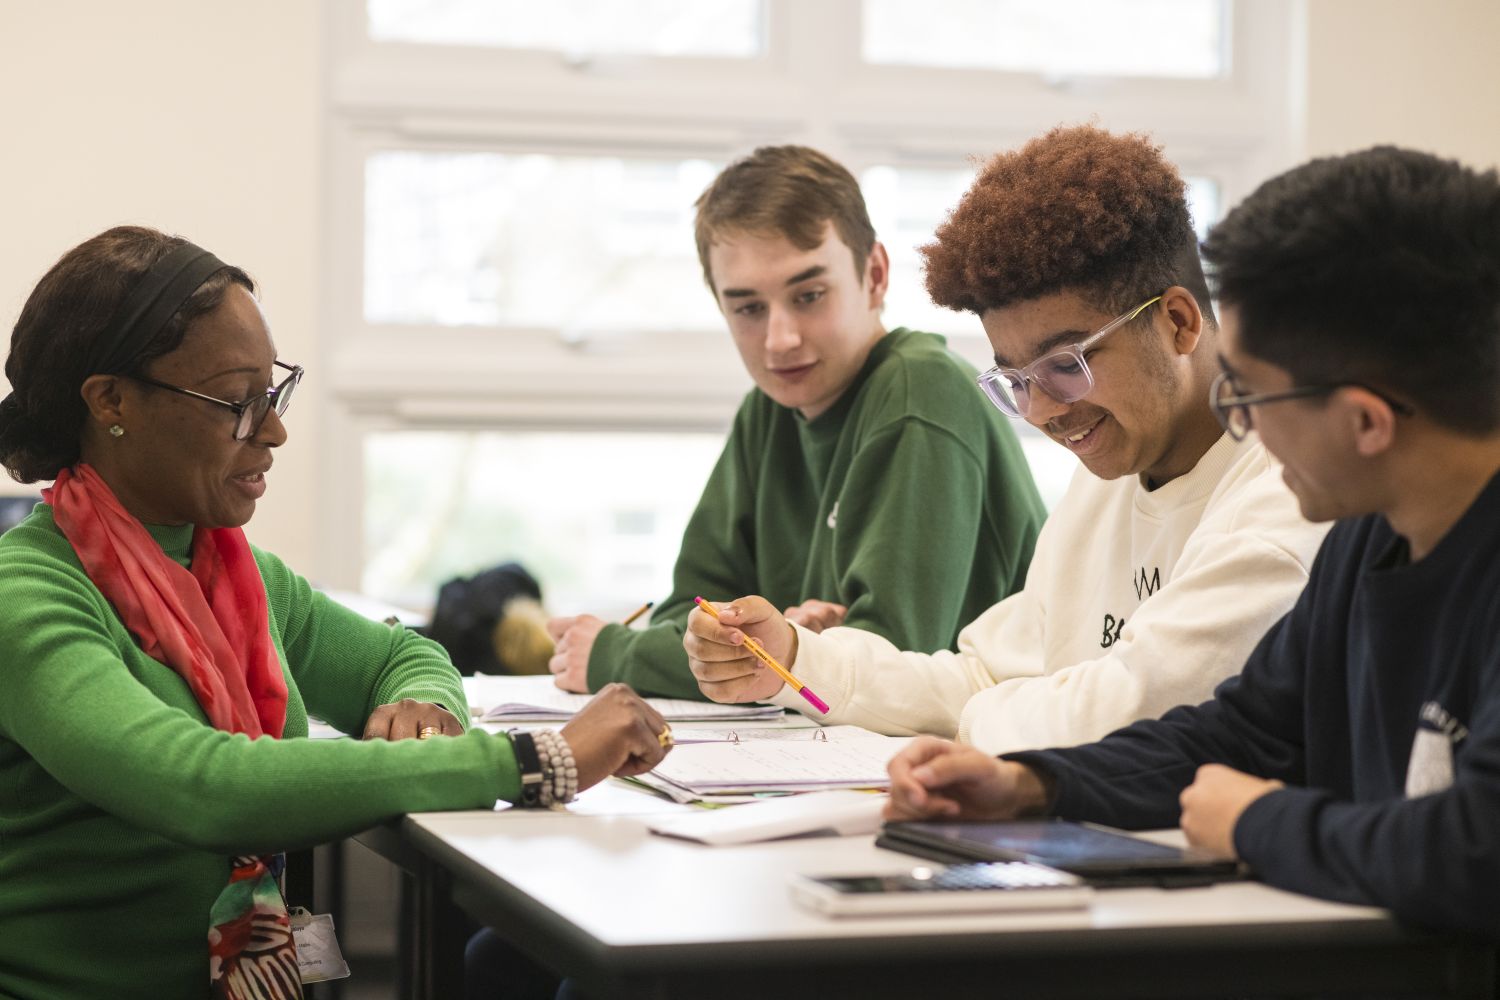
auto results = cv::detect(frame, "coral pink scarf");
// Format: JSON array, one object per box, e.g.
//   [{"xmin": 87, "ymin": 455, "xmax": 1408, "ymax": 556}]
[{"xmin": 44, "ymin": 464, "xmax": 287, "ymax": 737}]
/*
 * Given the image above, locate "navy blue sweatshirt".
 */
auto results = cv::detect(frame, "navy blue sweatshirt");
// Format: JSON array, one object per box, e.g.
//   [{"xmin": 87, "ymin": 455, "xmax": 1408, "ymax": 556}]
[{"xmin": 1012, "ymin": 468, "xmax": 1500, "ymax": 939}]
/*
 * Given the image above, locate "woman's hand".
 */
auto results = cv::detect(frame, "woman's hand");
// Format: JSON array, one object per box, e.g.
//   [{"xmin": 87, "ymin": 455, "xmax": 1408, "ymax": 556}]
[
  {"xmin": 362, "ymin": 698, "xmax": 464, "ymax": 740},
  {"xmin": 560, "ymin": 683, "xmax": 672, "ymax": 791}
]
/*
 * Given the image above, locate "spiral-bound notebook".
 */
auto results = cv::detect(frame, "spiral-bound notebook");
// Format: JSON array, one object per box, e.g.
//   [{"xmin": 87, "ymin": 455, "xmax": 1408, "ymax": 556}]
[{"xmin": 642, "ymin": 735, "xmax": 911, "ymax": 799}]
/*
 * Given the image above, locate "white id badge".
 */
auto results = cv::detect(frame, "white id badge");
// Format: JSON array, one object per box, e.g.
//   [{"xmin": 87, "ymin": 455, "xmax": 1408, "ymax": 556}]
[{"xmin": 289, "ymin": 907, "xmax": 352, "ymax": 983}]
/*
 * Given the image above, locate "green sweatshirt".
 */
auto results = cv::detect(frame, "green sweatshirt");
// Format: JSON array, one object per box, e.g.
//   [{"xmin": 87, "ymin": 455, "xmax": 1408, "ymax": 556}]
[
  {"xmin": 0, "ymin": 507, "xmax": 520, "ymax": 1000},
  {"xmin": 588, "ymin": 328, "xmax": 1046, "ymax": 699}
]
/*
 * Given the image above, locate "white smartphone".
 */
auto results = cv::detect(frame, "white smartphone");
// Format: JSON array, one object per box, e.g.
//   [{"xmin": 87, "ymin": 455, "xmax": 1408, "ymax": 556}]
[{"xmin": 788, "ymin": 862, "xmax": 1093, "ymax": 917}]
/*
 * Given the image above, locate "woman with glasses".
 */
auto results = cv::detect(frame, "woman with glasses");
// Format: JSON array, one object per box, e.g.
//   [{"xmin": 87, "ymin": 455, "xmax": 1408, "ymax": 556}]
[{"xmin": 0, "ymin": 227, "xmax": 672, "ymax": 1000}]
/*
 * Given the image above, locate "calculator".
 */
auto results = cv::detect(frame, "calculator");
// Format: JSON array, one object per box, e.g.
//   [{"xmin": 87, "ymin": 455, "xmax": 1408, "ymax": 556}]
[{"xmin": 789, "ymin": 862, "xmax": 1094, "ymax": 917}]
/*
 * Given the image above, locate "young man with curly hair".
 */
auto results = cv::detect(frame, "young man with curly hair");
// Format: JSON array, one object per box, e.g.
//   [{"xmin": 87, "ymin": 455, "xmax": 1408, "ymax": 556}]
[
  {"xmin": 884, "ymin": 146, "xmax": 1500, "ymax": 940},
  {"xmin": 686, "ymin": 125, "xmax": 1328, "ymax": 752},
  {"xmin": 545, "ymin": 145, "xmax": 1045, "ymax": 700}
]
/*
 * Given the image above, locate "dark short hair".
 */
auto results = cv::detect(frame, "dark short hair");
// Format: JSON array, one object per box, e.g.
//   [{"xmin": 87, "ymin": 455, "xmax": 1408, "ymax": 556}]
[
  {"xmin": 921, "ymin": 124, "xmax": 1214, "ymax": 321},
  {"xmin": 1203, "ymin": 146, "xmax": 1500, "ymax": 434},
  {"xmin": 0, "ymin": 226, "xmax": 254, "ymax": 483},
  {"xmin": 694, "ymin": 145, "xmax": 876, "ymax": 292}
]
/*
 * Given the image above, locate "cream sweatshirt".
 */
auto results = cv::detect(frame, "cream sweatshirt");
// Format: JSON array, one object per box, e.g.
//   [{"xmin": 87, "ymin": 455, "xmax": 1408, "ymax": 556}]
[{"xmin": 769, "ymin": 432, "xmax": 1330, "ymax": 754}]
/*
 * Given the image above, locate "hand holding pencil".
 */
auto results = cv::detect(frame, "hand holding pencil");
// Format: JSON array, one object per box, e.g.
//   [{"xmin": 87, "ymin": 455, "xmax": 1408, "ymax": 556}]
[{"xmin": 685, "ymin": 596, "xmax": 829, "ymax": 715}]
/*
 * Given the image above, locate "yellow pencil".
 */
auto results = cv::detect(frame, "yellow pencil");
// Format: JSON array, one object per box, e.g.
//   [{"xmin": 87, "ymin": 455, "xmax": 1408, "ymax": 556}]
[
  {"xmin": 621, "ymin": 601, "xmax": 654, "ymax": 627},
  {"xmin": 694, "ymin": 597, "xmax": 829, "ymax": 714}
]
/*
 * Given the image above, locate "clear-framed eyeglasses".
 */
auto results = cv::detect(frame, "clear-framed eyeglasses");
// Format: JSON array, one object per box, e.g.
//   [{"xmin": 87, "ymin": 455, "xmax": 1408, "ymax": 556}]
[
  {"xmin": 129, "ymin": 359, "xmax": 304, "ymax": 441},
  {"xmin": 1210, "ymin": 370, "xmax": 1414, "ymax": 442},
  {"xmin": 976, "ymin": 295, "xmax": 1162, "ymax": 418}
]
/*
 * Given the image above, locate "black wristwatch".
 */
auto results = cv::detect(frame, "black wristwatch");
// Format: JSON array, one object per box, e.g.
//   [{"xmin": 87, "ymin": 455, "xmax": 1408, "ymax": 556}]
[{"xmin": 509, "ymin": 731, "xmax": 544, "ymax": 808}]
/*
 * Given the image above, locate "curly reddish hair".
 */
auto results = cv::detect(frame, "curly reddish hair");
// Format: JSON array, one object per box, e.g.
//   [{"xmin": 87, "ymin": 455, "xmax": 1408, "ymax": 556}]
[{"xmin": 922, "ymin": 125, "xmax": 1208, "ymax": 316}]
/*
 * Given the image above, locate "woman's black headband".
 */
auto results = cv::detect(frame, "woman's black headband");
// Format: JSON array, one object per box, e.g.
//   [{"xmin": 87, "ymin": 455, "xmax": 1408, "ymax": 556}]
[{"xmin": 93, "ymin": 241, "xmax": 228, "ymax": 375}]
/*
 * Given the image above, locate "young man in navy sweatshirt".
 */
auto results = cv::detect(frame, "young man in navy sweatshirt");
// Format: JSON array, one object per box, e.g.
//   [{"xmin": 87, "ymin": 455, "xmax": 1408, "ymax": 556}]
[{"xmin": 885, "ymin": 145, "xmax": 1500, "ymax": 939}]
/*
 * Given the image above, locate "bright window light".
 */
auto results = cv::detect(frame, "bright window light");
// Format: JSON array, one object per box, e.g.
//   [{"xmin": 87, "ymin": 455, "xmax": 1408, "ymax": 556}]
[
  {"xmin": 363, "ymin": 431, "xmax": 725, "ymax": 614},
  {"xmin": 367, "ymin": 0, "xmax": 764, "ymax": 58},
  {"xmin": 863, "ymin": 0, "xmax": 1228, "ymax": 78},
  {"xmin": 365, "ymin": 152, "xmax": 723, "ymax": 332}
]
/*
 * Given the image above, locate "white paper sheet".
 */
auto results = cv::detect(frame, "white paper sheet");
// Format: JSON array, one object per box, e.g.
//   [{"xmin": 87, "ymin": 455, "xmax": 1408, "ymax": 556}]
[
  {"xmin": 646, "ymin": 736, "xmax": 911, "ymax": 795},
  {"xmin": 646, "ymin": 789, "xmax": 888, "ymax": 845},
  {"xmin": 465, "ymin": 674, "xmax": 783, "ymax": 722}
]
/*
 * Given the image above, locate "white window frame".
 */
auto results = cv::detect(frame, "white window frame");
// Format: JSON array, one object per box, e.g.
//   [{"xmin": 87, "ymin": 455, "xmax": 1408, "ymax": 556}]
[{"xmin": 319, "ymin": 0, "xmax": 1304, "ymax": 587}]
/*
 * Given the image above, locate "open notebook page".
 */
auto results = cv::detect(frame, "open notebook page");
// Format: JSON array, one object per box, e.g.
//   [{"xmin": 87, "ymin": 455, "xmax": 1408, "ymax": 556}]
[
  {"xmin": 647, "ymin": 737, "xmax": 911, "ymax": 795},
  {"xmin": 465, "ymin": 673, "xmax": 782, "ymax": 722}
]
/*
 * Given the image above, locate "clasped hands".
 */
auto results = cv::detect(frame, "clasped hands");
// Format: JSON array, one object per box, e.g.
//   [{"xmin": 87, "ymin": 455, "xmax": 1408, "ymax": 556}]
[{"xmin": 361, "ymin": 686, "xmax": 670, "ymax": 793}]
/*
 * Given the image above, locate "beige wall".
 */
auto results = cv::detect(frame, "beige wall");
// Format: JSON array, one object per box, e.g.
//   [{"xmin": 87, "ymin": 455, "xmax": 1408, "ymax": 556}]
[
  {"xmin": 0, "ymin": 2, "xmax": 322, "ymax": 565},
  {"xmin": 2, "ymin": 1, "xmax": 1498, "ymax": 576},
  {"xmin": 1304, "ymin": 0, "xmax": 1500, "ymax": 167}
]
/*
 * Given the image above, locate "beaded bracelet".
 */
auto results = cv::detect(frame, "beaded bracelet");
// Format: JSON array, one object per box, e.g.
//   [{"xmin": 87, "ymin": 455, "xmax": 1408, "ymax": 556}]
[
  {"xmin": 533, "ymin": 729, "xmax": 579, "ymax": 808},
  {"xmin": 509, "ymin": 729, "xmax": 579, "ymax": 808}
]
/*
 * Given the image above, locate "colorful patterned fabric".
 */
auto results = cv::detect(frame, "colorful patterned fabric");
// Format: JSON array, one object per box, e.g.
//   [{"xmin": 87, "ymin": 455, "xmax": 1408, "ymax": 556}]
[{"xmin": 209, "ymin": 856, "xmax": 302, "ymax": 999}]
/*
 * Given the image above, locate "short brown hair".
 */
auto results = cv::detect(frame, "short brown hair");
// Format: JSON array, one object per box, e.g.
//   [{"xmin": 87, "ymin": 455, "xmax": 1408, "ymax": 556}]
[
  {"xmin": 921, "ymin": 124, "xmax": 1210, "ymax": 317},
  {"xmin": 694, "ymin": 145, "xmax": 876, "ymax": 291}
]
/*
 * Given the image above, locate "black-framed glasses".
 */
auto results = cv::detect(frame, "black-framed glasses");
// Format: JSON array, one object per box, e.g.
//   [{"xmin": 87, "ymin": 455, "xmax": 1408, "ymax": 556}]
[
  {"xmin": 1210, "ymin": 371, "xmax": 1414, "ymax": 441},
  {"xmin": 130, "ymin": 360, "xmax": 304, "ymax": 441},
  {"xmin": 976, "ymin": 295, "xmax": 1162, "ymax": 418}
]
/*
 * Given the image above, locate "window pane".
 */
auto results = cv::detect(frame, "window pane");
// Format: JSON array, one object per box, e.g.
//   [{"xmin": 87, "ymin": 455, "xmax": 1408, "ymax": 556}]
[
  {"xmin": 361, "ymin": 426, "xmax": 1083, "ymax": 626},
  {"xmin": 862, "ymin": 164, "xmax": 1221, "ymax": 340},
  {"xmin": 862, "ymin": 165, "xmax": 979, "ymax": 339},
  {"xmin": 365, "ymin": 151, "xmax": 723, "ymax": 330},
  {"xmin": 1185, "ymin": 175, "xmax": 1221, "ymax": 241},
  {"xmin": 863, "ymin": 0, "xmax": 1227, "ymax": 78},
  {"xmin": 364, "ymin": 431, "xmax": 726, "ymax": 614},
  {"xmin": 368, "ymin": 0, "xmax": 764, "ymax": 58}
]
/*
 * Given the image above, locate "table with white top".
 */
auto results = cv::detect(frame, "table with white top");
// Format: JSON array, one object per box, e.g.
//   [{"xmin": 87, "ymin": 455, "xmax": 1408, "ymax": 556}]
[{"xmin": 359, "ymin": 781, "xmax": 1496, "ymax": 1000}]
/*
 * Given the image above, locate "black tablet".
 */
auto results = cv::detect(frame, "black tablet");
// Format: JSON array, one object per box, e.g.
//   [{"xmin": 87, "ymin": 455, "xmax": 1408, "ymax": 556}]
[{"xmin": 876, "ymin": 820, "xmax": 1245, "ymax": 888}]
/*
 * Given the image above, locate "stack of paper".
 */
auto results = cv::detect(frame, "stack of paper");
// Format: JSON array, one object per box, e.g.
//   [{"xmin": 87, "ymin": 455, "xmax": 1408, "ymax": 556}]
[
  {"xmin": 638, "ymin": 733, "xmax": 910, "ymax": 803},
  {"xmin": 465, "ymin": 673, "xmax": 783, "ymax": 723}
]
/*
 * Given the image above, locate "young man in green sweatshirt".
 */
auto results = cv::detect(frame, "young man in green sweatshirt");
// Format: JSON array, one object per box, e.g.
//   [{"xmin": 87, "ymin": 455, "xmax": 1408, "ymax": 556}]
[{"xmin": 546, "ymin": 145, "xmax": 1045, "ymax": 699}]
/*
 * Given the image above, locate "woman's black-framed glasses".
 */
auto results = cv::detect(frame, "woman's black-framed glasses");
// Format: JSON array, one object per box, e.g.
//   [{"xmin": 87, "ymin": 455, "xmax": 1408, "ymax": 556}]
[
  {"xmin": 130, "ymin": 360, "xmax": 304, "ymax": 441},
  {"xmin": 1210, "ymin": 371, "xmax": 1414, "ymax": 442}
]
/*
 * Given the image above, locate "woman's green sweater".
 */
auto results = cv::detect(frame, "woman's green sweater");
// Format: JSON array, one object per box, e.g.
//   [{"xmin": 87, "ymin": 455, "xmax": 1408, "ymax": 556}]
[{"xmin": 0, "ymin": 506, "xmax": 519, "ymax": 999}]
